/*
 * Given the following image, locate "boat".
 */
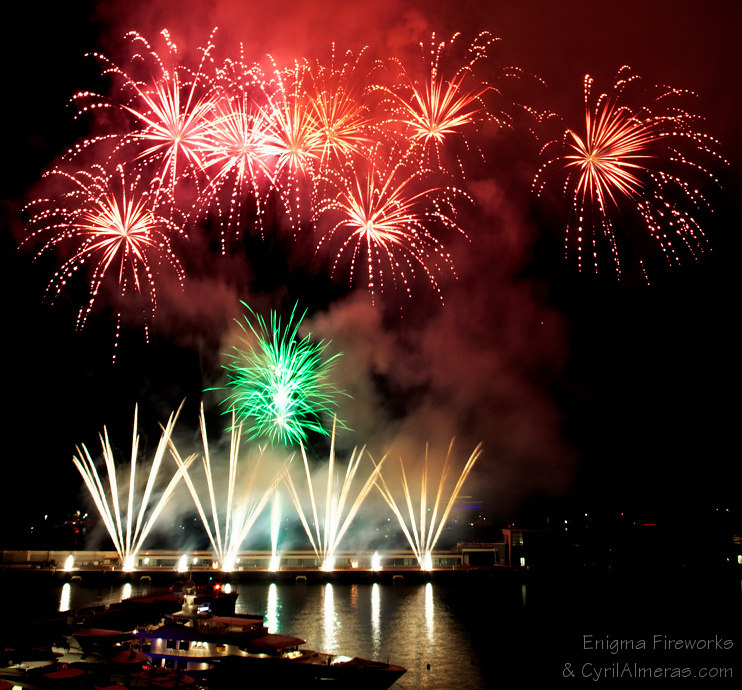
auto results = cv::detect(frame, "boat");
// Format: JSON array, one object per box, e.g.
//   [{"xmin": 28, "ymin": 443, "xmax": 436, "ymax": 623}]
[{"xmin": 133, "ymin": 583, "xmax": 406, "ymax": 688}]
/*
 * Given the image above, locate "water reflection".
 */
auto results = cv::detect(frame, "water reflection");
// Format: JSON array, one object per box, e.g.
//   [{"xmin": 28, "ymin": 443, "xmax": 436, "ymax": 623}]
[
  {"xmin": 370, "ymin": 582, "xmax": 381, "ymax": 657},
  {"xmin": 122, "ymin": 582, "xmax": 132, "ymax": 600},
  {"xmin": 59, "ymin": 583, "xmax": 71, "ymax": 612},
  {"xmin": 322, "ymin": 583, "xmax": 338, "ymax": 652},
  {"xmin": 266, "ymin": 583, "xmax": 278, "ymax": 633},
  {"xmin": 45, "ymin": 580, "xmax": 485, "ymax": 689},
  {"xmin": 424, "ymin": 582, "xmax": 434, "ymax": 644}
]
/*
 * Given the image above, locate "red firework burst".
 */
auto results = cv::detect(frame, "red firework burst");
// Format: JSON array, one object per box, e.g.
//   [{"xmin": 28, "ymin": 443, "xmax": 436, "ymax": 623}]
[
  {"xmin": 312, "ymin": 147, "xmax": 466, "ymax": 301},
  {"xmin": 375, "ymin": 32, "xmax": 504, "ymax": 166},
  {"xmin": 73, "ymin": 30, "xmax": 220, "ymax": 205},
  {"xmin": 194, "ymin": 94, "xmax": 276, "ymax": 249},
  {"xmin": 22, "ymin": 163, "xmax": 185, "ymax": 333},
  {"xmin": 533, "ymin": 67, "xmax": 726, "ymax": 278},
  {"xmin": 301, "ymin": 46, "xmax": 375, "ymax": 166}
]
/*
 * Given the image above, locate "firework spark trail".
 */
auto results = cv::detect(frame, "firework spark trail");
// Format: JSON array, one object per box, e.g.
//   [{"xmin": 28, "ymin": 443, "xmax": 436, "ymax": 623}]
[
  {"xmin": 373, "ymin": 32, "xmax": 506, "ymax": 170},
  {"xmin": 25, "ymin": 29, "xmax": 727, "ymax": 341},
  {"xmin": 72, "ymin": 30, "xmax": 220, "ymax": 206},
  {"xmin": 168, "ymin": 405, "xmax": 285, "ymax": 571},
  {"xmin": 301, "ymin": 45, "xmax": 375, "ymax": 168},
  {"xmin": 282, "ymin": 419, "xmax": 387, "ymax": 570},
  {"xmin": 533, "ymin": 67, "xmax": 726, "ymax": 277},
  {"xmin": 24, "ymin": 29, "xmax": 530, "ymax": 328},
  {"xmin": 371, "ymin": 440, "xmax": 483, "ymax": 570},
  {"xmin": 22, "ymin": 163, "xmax": 185, "ymax": 338},
  {"xmin": 565, "ymin": 86, "xmax": 656, "ymax": 211},
  {"xmin": 247, "ymin": 57, "xmax": 329, "ymax": 232},
  {"xmin": 193, "ymin": 93, "xmax": 277, "ymax": 250},
  {"xmin": 260, "ymin": 60, "xmax": 324, "ymax": 176},
  {"xmin": 313, "ymin": 146, "xmax": 466, "ymax": 302},
  {"xmin": 72, "ymin": 405, "xmax": 193, "ymax": 571},
  {"xmin": 217, "ymin": 302, "xmax": 347, "ymax": 446}
]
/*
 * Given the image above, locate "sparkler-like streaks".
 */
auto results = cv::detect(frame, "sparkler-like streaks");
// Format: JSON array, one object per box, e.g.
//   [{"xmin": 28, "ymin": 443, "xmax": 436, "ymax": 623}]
[
  {"xmin": 301, "ymin": 46, "xmax": 375, "ymax": 167},
  {"xmin": 168, "ymin": 406, "xmax": 284, "ymax": 571},
  {"xmin": 22, "ymin": 163, "xmax": 185, "ymax": 335},
  {"xmin": 261, "ymin": 60, "xmax": 323, "ymax": 178},
  {"xmin": 533, "ymin": 67, "xmax": 726, "ymax": 277},
  {"xmin": 23, "ymin": 29, "xmax": 728, "ymax": 347},
  {"xmin": 375, "ymin": 32, "xmax": 504, "ymax": 168},
  {"xmin": 313, "ymin": 147, "xmax": 466, "ymax": 301},
  {"xmin": 372, "ymin": 440, "xmax": 483, "ymax": 570},
  {"xmin": 253, "ymin": 58, "xmax": 329, "ymax": 231},
  {"xmin": 73, "ymin": 30, "xmax": 219, "ymax": 205},
  {"xmin": 282, "ymin": 419, "xmax": 387, "ymax": 571},
  {"xmin": 72, "ymin": 405, "xmax": 193, "ymax": 571},
  {"xmin": 565, "ymin": 91, "xmax": 654, "ymax": 211},
  {"xmin": 194, "ymin": 94, "xmax": 276, "ymax": 250},
  {"xmin": 218, "ymin": 302, "xmax": 346, "ymax": 445}
]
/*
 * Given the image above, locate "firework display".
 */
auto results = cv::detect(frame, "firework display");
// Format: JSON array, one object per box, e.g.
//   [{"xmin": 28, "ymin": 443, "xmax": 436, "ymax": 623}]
[
  {"xmin": 217, "ymin": 302, "xmax": 346, "ymax": 445},
  {"xmin": 75, "ymin": 409, "xmax": 483, "ymax": 572},
  {"xmin": 168, "ymin": 405, "xmax": 285, "ymax": 571},
  {"xmin": 22, "ymin": 30, "xmax": 726, "ymax": 333},
  {"xmin": 282, "ymin": 418, "xmax": 387, "ymax": 571},
  {"xmin": 374, "ymin": 31, "xmax": 505, "ymax": 167},
  {"xmin": 21, "ymin": 163, "xmax": 185, "ymax": 339},
  {"xmin": 71, "ymin": 30, "xmax": 220, "ymax": 205},
  {"xmin": 72, "ymin": 405, "xmax": 192, "ymax": 571},
  {"xmin": 533, "ymin": 67, "xmax": 726, "ymax": 278},
  {"xmin": 22, "ymin": 24, "xmax": 731, "ymax": 573},
  {"xmin": 312, "ymin": 144, "xmax": 465, "ymax": 301},
  {"xmin": 372, "ymin": 440, "xmax": 483, "ymax": 570},
  {"xmin": 21, "ymin": 29, "xmax": 515, "ymax": 334}
]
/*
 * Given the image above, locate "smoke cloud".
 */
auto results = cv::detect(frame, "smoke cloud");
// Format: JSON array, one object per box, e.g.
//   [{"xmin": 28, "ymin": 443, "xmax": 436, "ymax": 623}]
[{"xmin": 81, "ymin": 0, "xmax": 578, "ymax": 517}]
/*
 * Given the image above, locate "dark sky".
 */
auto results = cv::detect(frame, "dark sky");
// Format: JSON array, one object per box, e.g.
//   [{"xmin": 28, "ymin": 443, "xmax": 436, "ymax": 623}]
[{"xmin": 1, "ymin": 1, "xmax": 739, "ymax": 532}]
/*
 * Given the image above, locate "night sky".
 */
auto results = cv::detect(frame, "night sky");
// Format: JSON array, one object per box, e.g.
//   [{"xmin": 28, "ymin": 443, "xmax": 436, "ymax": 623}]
[{"xmin": 1, "ymin": 0, "xmax": 739, "ymax": 537}]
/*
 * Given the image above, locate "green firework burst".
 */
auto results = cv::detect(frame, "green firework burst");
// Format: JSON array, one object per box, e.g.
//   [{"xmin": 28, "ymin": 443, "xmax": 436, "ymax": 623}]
[{"xmin": 218, "ymin": 302, "xmax": 347, "ymax": 445}]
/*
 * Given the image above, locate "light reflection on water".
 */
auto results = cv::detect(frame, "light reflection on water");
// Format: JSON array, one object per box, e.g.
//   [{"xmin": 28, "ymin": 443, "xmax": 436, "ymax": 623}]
[
  {"xmin": 54, "ymin": 580, "xmax": 149, "ymax": 615},
  {"xmin": 17, "ymin": 571, "xmax": 741, "ymax": 690},
  {"xmin": 58, "ymin": 582, "xmax": 71, "ymax": 612},
  {"xmin": 371, "ymin": 582, "xmax": 381, "ymax": 657},
  {"xmin": 234, "ymin": 580, "xmax": 482, "ymax": 689},
  {"xmin": 48, "ymin": 579, "xmax": 491, "ymax": 688},
  {"xmin": 265, "ymin": 582, "xmax": 278, "ymax": 633},
  {"xmin": 425, "ymin": 581, "xmax": 434, "ymax": 645},
  {"xmin": 321, "ymin": 582, "xmax": 338, "ymax": 652}
]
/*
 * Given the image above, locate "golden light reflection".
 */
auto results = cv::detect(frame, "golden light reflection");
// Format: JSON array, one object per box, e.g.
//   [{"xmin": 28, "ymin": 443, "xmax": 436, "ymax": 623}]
[
  {"xmin": 322, "ymin": 582, "xmax": 338, "ymax": 652},
  {"xmin": 424, "ymin": 582, "xmax": 434, "ymax": 644},
  {"xmin": 59, "ymin": 583, "xmax": 71, "ymax": 612},
  {"xmin": 371, "ymin": 582, "xmax": 381, "ymax": 656},
  {"xmin": 266, "ymin": 583, "xmax": 279, "ymax": 633}
]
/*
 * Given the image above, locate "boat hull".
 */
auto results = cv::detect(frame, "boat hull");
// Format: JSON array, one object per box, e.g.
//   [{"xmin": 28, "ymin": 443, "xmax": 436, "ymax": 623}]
[{"xmin": 209, "ymin": 653, "xmax": 405, "ymax": 689}]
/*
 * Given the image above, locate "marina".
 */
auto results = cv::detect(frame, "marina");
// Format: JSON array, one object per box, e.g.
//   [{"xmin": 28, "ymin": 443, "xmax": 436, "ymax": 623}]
[{"xmin": 1, "ymin": 564, "xmax": 740, "ymax": 689}]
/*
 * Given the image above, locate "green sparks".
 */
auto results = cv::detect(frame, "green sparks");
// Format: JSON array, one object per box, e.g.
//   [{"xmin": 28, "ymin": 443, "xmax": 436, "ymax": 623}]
[{"xmin": 218, "ymin": 302, "xmax": 347, "ymax": 445}]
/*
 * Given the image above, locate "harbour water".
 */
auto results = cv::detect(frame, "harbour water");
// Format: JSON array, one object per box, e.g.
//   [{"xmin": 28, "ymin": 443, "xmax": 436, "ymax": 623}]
[{"xmin": 2, "ymin": 568, "xmax": 740, "ymax": 688}]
